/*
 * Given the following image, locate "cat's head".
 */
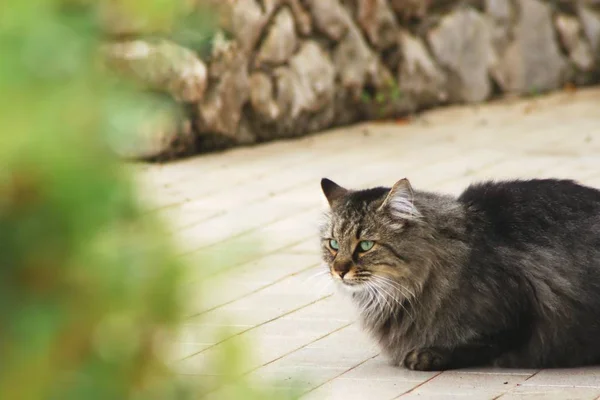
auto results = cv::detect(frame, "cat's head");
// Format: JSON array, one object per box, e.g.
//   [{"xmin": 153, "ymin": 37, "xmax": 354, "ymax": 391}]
[{"xmin": 319, "ymin": 178, "xmax": 434, "ymax": 299}]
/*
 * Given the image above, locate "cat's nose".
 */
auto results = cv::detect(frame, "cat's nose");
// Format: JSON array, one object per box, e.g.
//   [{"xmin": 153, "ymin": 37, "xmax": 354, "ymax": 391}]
[{"xmin": 333, "ymin": 262, "xmax": 352, "ymax": 279}]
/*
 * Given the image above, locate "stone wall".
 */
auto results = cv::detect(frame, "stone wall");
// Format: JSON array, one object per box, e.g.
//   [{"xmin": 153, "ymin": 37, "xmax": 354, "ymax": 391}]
[{"xmin": 106, "ymin": 0, "xmax": 600, "ymax": 160}]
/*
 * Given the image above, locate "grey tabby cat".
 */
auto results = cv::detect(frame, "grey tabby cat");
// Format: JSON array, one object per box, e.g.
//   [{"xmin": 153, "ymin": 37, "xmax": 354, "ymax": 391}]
[{"xmin": 319, "ymin": 177, "xmax": 600, "ymax": 370}]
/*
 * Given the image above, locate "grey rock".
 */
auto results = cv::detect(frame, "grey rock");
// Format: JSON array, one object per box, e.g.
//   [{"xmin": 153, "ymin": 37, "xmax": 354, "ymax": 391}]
[
  {"xmin": 493, "ymin": 0, "xmax": 568, "ymax": 94},
  {"xmin": 249, "ymin": 72, "xmax": 280, "ymax": 121},
  {"xmin": 287, "ymin": 0, "xmax": 313, "ymax": 36},
  {"xmin": 262, "ymin": 0, "xmax": 280, "ymax": 13},
  {"xmin": 555, "ymin": 14, "xmax": 595, "ymax": 71},
  {"xmin": 249, "ymin": 42, "xmax": 336, "ymax": 139},
  {"xmin": 230, "ymin": 0, "xmax": 310, "ymax": 54},
  {"xmin": 272, "ymin": 67, "xmax": 296, "ymax": 120},
  {"xmin": 556, "ymin": 14, "xmax": 582, "ymax": 50},
  {"xmin": 305, "ymin": 0, "xmax": 353, "ymax": 41},
  {"xmin": 398, "ymin": 30, "xmax": 448, "ymax": 107},
  {"xmin": 264, "ymin": 0, "xmax": 313, "ymax": 36},
  {"xmin": 485, "ymin": 0, "xmax": 515, "ymax": 53},
  {"xmin": 104, "ymin": 40, "xmax": 208, "ymax": 103},
  {"xmin": 286, "ymin": 41, "xmax": 336, "ymax": 118},
  {"xmin": 198, "ymin": 41, "xmax": 249, "ymax": 139},
  {"xmin": 358, "ymin": 0, "xmax": 400, "ymax": 49},
  {"xmin": 578, "ymin": 4, "xmax": 600, "ymax": 56},
  {"xmin": 208, "ymin": 32, "xmax": 235, "ymax": 77},
  {"xmin": 428, "ymin": 8, "xmax": 496, "ymax": 103},
  {"xmin": 485, "ymin": 0, "xmax": 513, "ymax": 20},
  {"xmin": 333, "ymin": 24, "xmax": 378, "ymax": 95},
  {"xmin": 230, "ymin": 0, "xmax": 266, "ymax": 53},
  {"xmin": 256, "ymin": 8, "xmax": 298, "ymax": 66}
]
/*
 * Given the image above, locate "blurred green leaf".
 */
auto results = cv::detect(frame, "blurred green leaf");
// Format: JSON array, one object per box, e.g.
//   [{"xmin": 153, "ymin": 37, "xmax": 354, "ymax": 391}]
[{"xmin": 0, "ymin": 1, "xmax": 300, "ymax": 399}]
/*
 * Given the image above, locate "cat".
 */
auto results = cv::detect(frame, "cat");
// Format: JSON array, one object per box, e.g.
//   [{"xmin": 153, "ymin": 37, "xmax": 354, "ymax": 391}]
[{"xmin": 319, "ymin": 177, "xmax": 600, "ymax": 371}]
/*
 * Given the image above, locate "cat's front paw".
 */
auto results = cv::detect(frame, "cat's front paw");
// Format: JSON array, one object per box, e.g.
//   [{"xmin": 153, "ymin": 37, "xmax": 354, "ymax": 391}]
[{"xmin": 404, "ymin": 348, "xmax": 448, "ymax": 371}]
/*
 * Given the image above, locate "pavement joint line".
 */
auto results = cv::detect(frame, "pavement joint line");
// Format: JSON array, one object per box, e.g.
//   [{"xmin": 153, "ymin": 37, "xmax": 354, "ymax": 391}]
[
  {"xmin": 492, "ymin": 369, "xmax": 544, "ymax": 400},
  {"xmin": 194, "ymin": 322, "xmax": 355, "ymax": 399},
  {"xmin": 299, "ymin": 353, "xmax": 380, "ymax": 397},
  {"xmin": 392, "ymin": 371, "xmax": 445, "ymax": 399},
  {"xmin": 174, "ymin": 207, "xmax": 318, "ymax": 258},
  {"xmin": 246, "ymin": 322, "xmax": 355, "ymax": 374},
  {"xmin": 180, "ymin": 235, "xmax": 315, "ymax": 282},
  {"xmin": 179, "ymin": 294, "xmax": 333, "ymax": 361},
  {"xmin": 186, "ymin": 263, "xmax": 321, "ymax": 318}
]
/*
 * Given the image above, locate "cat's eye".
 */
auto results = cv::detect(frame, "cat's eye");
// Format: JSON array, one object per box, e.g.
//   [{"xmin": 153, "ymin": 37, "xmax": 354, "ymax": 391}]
[
  {"xmin": 329, "ymin": 239, "xmax": 339, "ymax": 250},
  {"xmin": 358, "ymin": 240, "xmax": 375, "ymax": 252}
]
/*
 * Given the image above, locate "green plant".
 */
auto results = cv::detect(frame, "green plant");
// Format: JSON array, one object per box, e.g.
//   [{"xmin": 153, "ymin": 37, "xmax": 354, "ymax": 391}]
[
  {"xmin": 0, "ymin": 2, "xmax": 298, "ymax": 399},
  {"xmin": 360, "ymin": 79, "xmax": 404, "ymax": 118}
]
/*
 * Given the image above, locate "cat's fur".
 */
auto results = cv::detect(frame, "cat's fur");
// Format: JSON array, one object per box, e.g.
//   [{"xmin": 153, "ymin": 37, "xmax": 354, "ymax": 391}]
[{"xmin": 319, "ymin": 177, "xmax": 600, "ymax": 370}]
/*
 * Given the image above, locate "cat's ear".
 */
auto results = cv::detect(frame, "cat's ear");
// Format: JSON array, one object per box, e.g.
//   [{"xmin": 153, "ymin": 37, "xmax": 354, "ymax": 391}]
[
  {"xmin": 321, "ymin": 178, "xmax": 348, "ymax": 207},
  {"xmin": 378, "ymin": 178, "xmax": 421, "ymax": 220}
]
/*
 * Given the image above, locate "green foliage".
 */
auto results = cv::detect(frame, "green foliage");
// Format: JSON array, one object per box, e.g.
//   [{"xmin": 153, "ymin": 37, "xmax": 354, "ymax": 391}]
[
  {"xmin": 360, "ymin": 79, "xmax": 405, "ymax": 118},
  {"xmin": 0, "ymin": 2, "xmax": 298, "ymax": 399},
  {"xmin": 361, "ymin": 80, "xmax": 403, "ymax": 105}
]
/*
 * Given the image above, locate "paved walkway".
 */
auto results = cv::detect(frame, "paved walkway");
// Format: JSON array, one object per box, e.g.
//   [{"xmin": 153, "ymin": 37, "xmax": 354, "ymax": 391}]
[{"xmin": 135, "ymin": 87, "xmax": 600, "ymax": 400}]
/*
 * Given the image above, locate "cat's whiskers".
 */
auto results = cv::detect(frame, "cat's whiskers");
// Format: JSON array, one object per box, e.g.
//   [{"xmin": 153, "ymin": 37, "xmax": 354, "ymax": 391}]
[
  {"xmin": 372, "ymin": 275, "xmax": 420, "ymax": 311},
  {"xmin": 370, "ymin": 280, "xmax": 410, "ymax": 322},
  {"xmin": 363, "ymin": 282, "xmax": 388, "ymax": 323},
  {"xmin": 380, "ymin": 279, "xmax": 418, "ymax": 317},
  {"xmin": 370, "ymin": 276, "xmax": 415, "ymax": 321},
  {"xmin": 362, "ymin": 282, "xmax": 377, "ymax": 313},
  {"xmin": 368, "ymin": 279, "xmax": 397, "ymax": 308},
  {"xmin": 367, "ymin": 281, "xmax": 390, "ymax": 311},
  {"xmin": 375, "ymin": 275, "xmax": 416, "ymax": 298},
  {"xmin": 372, "ymin": 275, "xmax": 415, "ymax": 301}
]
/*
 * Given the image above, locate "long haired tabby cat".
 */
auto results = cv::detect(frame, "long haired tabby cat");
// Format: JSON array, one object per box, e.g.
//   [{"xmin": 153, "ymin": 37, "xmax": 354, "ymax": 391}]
[{"xmin": 319, "ymin": 177, "xmax": 600, "ymax": 370}]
